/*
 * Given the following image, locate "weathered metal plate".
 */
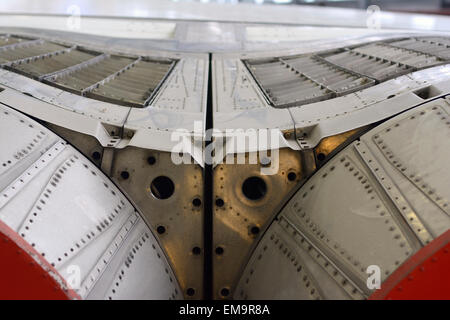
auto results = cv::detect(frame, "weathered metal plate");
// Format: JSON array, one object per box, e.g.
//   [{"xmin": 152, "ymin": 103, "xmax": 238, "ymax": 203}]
[{"xmin": 213, "ymin": 148, "xmax": 306, "ymax": 299}]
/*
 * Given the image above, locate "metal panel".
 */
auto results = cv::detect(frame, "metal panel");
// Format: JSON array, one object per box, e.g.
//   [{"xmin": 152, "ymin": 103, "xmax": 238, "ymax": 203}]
[
  {"xmin": 235, "ymin": 98, "xmax": 450, "ymax": 300},
  {"xmin": 0, "ymin": 34, "xmax": 177, "ymax": 109},
  {"xmin": 0, "ymin": 35, "xmax": 28, "ymax": 47},
  {"xmin": 351, "ymin": 43, "xmax": 443, "ymax": 69},
  {"xmin": 16, "ymin": 152, "xmax": 132, "ymax": 268},
  {"xmin": 108, "ymin": 146, "xmax": 205, "ymax": 299},
  {"xmin": 0, "ymin": 103, "xmax": 182, "ymax": 300},
  {"xmin": 389, "ymin": 37, "xmax": 450, "ymax": 60},
  {"xmin": 50, "ymin": 55, "xmax": 136, "ymax": 93},
  {"xmin": 0, "ymin": 103, "xmax": 59, "ymax": 191},
  {"xmin": 235, "ymin": 220, "xmax": 365, "ymax": 300},
  {"xmin": 288, "ymin": 65, "xmax": 450, "ymax": 150},
  {"xmin": 245, "ymin": 58, "xmax": 332, "ymax": 108},
  {"xmin": 359, "ymin": 98, "xmax": 450, "ymax": 239},
  {"xmin": 88, "ymin": 59, "xmax": 175, "ymax": 108},
  {"xmin": 322, "ymin": 49, "xmax": 413, "ymax": 82},
  {"xmin": 244, "ymin": 37, "xmax": 450, "ymax": 109},
  {"xmin": 0, "ymin": 41, "xmax": 68, "ymax": 64},
  {"xmin": 282, "ymin": 56, "xmax": 375, "ymax": 96},
  {"xmin": 212, "ymin": 148, "xmax": 309, "ymax": 299},
  {"xmin": 281, "ymin": 144, "xmax": 421, "ymax": 289},
  {"xmin": 11, "ymin": 48, "xmax": 100, "ymax": 79}
]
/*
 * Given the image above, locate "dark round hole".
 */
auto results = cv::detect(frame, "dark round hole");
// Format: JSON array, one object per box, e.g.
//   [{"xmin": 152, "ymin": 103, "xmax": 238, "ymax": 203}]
[
  {"xmin": 147, "ymin": 156, "xmax": 156, "ymax": 165},
  {"xmin": 92, "ymin": 151, "xmax": 101, "ymax": 160},
  {"xmin": 287, "ymin": 172, "xmax": 297, "ymax": 181},
  {"xmin": 156, "ymin": 225, "xmax": 166, "ymax": 234},
  {"xmin": 150, "ymin": 176, "xmax": 174, "ymax": 199},
  {"xmin": 317, "ymin": 153, "xmax": 326, "ymax": 161},
  {"xmin": 186, "ymin": 288, "xmax": 195, "ymax": 296},
  {"xmin": 192, "ymin": 247, "xmax": 201, "ymax": 255},
  {"xmin": 221, "ymin": 288, "xmax": 230, "ymax": 297},
  {"xmin": 251, "ymin": 226, "xmax": 260, "ymax": 235},
  {"xmin": 192, "ymin": 198, "xmax": 202, "ymax": 207},
  {"xmin": 242, "ymin": 176, "xmax": 267, "ymax": 200},
  {"xmin": 215, "ymin": 198, "xmax": 224, "ymax": 207},
  {"xmin": 215, "ymin": 246, "xmax": 224, "ymax": 255},
  {"xmin": 120, "ymin": 171, "xmax": 130, "ymax": 180}
]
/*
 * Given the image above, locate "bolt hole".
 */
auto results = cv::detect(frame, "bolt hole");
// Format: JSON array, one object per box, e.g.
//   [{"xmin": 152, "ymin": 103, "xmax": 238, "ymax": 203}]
[
  {"xmin": 221, "ymin": 288, "xmax": 230, "ymax": 297},
  {"xmin": 150, "ymin": 176, "xmax": 174, "ymax": 199},
  {"xmin": 186, "ymin": 288, "xmax": 195, "ymax": 296},
  {"xmin": 215, "ymin": 198, "xmax": 224, "ymax": 207},
  {"xmin": 242, "ymin": 176, "xmax": 267, "ymax": 200},
  {"xmin": 215, "ymin": 246, "xmax": 224, "ymax": 255},
  {"xmin": 156, "ymin": 225, "xmax": 166, "ymax": 234},
  {"xmin": 251, "ymin": 226, "xmax": 260, "ymax": 235},
  {"xmin": 287, "ymin": 172, "xmax": 297, "ymax": 181},
  {"xmin": 147, "ymin": 156, "xmax": 156, "ymax": 165},
  {"xmin": 317, "ymin": 153, "xmax": 326, "ymax": 161},
  {"xmin": 120, "ymin": 171, "xmax": 129, "ymax": 180},
  {"xmin": 92, "ymin": 151, "xmax": 101, "ymax": 160},
  {"xmin": 192, "ymin": 198, "xmax": 202, "ymax": 207},
  {"xmin": 192, "ymin": 247, "xmax": 201, "ymax": 255}
]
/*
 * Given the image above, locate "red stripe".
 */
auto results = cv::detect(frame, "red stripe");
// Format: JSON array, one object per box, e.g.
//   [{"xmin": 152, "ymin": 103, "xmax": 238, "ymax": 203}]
[
  {"xmin": 369, "ymin": 229, "xmax": 450, "ymax": 300},
  {"xmin": 0, "ymin": 220, "xmax": 80, "ymax": 300}
]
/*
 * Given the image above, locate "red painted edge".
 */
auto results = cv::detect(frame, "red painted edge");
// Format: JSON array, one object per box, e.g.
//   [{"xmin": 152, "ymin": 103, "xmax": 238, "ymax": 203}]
[
  {"xmin": 369, "ymin": 229, "xmax": 450, "ymax": 300},
  {"xmin": 0, "ymin": 220, "xmax": 80, "ymax": 300}
]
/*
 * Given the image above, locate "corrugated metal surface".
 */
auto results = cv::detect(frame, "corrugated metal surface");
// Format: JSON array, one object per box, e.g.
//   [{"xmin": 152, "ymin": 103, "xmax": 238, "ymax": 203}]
[
  {"xmin": 322, "ymin": 49, "xmax": 414, "ymax": 82},
  {"xmin": 245, "ymin": 37, "xmax": 450, "ymax": 108},
  {"xmin": 88, "ymin": 59, "xmax": 174, "ymax": 107},
  {"xmin": 0, "ymin": 34, "xmax": 176, "ymax": 108},
  {"xmin": 389, "ymin": 37, "xmax": 450, "ymax": 60},
  {"xmin": 246, "ymin": 55, "xmax": 374, "ymax": 108},
  {"xmin": 10, "ymin": 49, "xmax": 100, "ymax": 79},
  {"xmin": 0, "ymin": 41, "xmax": 68, "ymax": 64}
]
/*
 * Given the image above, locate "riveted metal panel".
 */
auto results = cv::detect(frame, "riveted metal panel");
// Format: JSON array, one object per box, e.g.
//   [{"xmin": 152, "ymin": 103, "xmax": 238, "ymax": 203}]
[
  {"xmin": 288, "ymin": 65, "xmax": 450, "ymax": 150},
  {"xmin": 0, "ymin": 40, "xmax": 67, "ymax": 65},
  {"xmin": 17, "ymin": 153, "xmax": 133, "ymax": 268},
  {"xmin": 9, "ymin": 48, "xmax": 99, "ymax": 79},
  {"xmin": 281, "ymin": 143, "xmax": 421, "ymax": 291},
  {"xmin": 0, "ymin": 34, "xmax": 178, "ymax": 109},
  {"xmin": 235, "ymin": 98, "xmax": 450, "ymax": 300},
  {"xmin": 322, "ymin": 49, "xmax": 413, "ymax": 82},
  {"xmin": 234, "ymin": 220, "xmax": 365, "ymax": 300},
  {"xmin": 359, "ymin": 98, "xmax": 450, "ymax": 239},
  {"xmin": 351, "ymin": 43, "xmax": 443, "ymax": 69},
  {"xmin": 212, "ymin": 148, "xmax": 307, "ymax": 299},
  {"xmin": 109, "ymin": 146, "xmax": 204, "ymax": 299},
  {"xmin": 0, "ymin": 103, "xmax": 59, "ymax": 190},
  {"xmin": 0, "ymin": 103, "xmax": 182, "ymax": 300},
  {"xmin": 245, "ymin": 55, "xmax": 374, "ymax": 109},
  {"xmin": 388, "ymin": 37, "xmax": 450, "ymax": 60}
]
